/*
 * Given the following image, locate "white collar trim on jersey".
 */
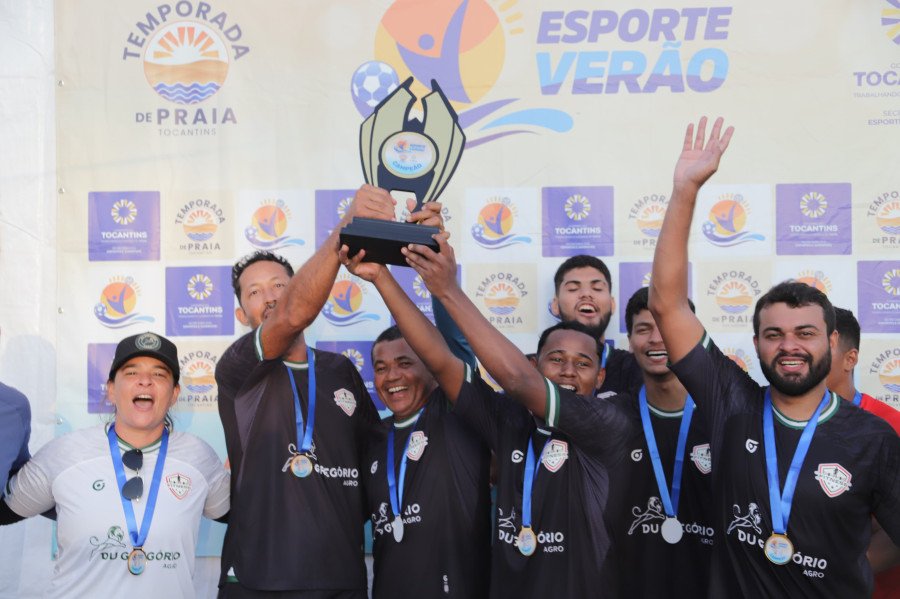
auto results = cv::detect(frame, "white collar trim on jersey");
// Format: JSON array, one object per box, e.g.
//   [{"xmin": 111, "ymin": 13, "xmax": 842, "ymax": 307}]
[{"xmin": 772, "ymin": 391, "xmax": 839, "ymax": 430}]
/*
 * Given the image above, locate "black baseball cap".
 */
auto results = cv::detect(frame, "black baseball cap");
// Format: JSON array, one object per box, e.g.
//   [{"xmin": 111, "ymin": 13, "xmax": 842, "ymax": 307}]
[{"xmin": 108, "ymin": 332, "xmax": 180, "ymax": 382}]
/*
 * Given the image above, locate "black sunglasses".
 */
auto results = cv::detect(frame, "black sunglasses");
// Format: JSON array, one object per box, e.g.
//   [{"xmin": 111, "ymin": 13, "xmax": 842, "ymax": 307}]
[{"xmin": 121, "ymin": 449, "xmax": 143, "ymax": 500}]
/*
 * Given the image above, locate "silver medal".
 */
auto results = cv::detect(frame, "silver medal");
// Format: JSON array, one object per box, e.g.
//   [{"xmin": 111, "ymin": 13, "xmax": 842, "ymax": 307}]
[
  {"xmin": 661, "ymin": 517, "xmax": 683, "ymax": 544},
  {"xmin": 290, "ymin": 454, "xmax": 313, "ymax": 478},
  {"xmin": 392, "ymin": 515, "xmax": 404, "ymax": 543}
]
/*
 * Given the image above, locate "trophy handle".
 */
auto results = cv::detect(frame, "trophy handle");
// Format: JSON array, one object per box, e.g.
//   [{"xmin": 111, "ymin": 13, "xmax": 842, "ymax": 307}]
[{"xmin": 359, "ymin": 78, "xmax": 416, "ymax": 188}]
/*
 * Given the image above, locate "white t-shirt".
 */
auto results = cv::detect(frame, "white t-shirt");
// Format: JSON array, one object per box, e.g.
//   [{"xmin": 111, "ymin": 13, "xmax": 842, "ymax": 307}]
[{"xmin": 6, "ymin": 424, "xmax": 230, "ymax": 599}]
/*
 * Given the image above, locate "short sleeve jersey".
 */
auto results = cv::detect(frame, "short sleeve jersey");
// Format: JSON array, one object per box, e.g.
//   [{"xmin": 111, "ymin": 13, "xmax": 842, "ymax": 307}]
[
  {"xmin": 454, "ymin": 369, "xmax": 632, "ymax": 599},
  {"xmin": 669, "ymin": 333, "xmax": 900, "ymax": 598},
  {"xmin": 598, "ymin": 347, "xmax": 643, "ymax": 395},
  {"xmin": 5, "ymin": 425, "xmax": 229, "ymax": 599},
  {"xmin": 606, "ymin": 393, "xmax": 714, "ymax": 597},
  {"xmin": 215, "ymin": 328, "xmax": 382, "ymax": 592},
  {"xmin": 363, "ymin": 382, "xmax": 491, "ymax": 599},
  {"xmin": 855, "ymin": 392, "xmax": 900, "ymax": 436}
]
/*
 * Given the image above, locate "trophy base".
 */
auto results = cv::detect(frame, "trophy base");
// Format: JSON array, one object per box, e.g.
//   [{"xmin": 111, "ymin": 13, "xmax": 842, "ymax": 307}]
[{"xmin": 339, "ymin": 217, "xmax": 440, "ymax": 266}]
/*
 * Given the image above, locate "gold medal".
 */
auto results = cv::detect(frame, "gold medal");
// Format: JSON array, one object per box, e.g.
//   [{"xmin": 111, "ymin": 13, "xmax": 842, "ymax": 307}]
[
  {"xmin": 290, "ymin": 454, "xmax": 313, "ymax": 478},
  {"xmin": 517, "ymin": 526, "xmax": 537, "ymax": 557},
  {"xmin": 764, "ymin": 533, "xmax": 794, "ymax": 566},
  {"xmin": 127, "ymin": 547, "xmax": 147, "ymax": 575}
]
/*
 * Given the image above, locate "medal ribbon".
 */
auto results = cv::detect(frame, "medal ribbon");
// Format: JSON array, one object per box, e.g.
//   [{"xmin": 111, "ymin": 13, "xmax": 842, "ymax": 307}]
[
  {"xmin": 763, "ymin": 388, "xmax": 830, "ymax": 535},
  {"xmin": 638, "ymin": 386, "xmax": 695, "ymax": 517},
  {"xmin": 601, "ymin": 343, "xmax": 609, "ymax": 370},
  {"xmin": 386, "ymin": 408, "xmax": 425, "ymax": 521},
  {"xmin": 286, "ymin": 347, "xmax": 317, "ymax": 454},
  {"xmin": 852, "ymin": 390, "xmax": 862, "ymax": 407},
  {"xmin": 521, "ymin": 433, "xmax": 549, "ymax": 530},
  {"xmin": 107, "ymin": 425, "xmax": 168, "ymax": 549}
]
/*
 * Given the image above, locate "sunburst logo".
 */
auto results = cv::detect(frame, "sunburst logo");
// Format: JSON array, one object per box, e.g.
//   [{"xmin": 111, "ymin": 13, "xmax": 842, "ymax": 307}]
[
  {"xmin": 183, "ymin": 208, "xmax": 218, "ymax": 242},
  {"xmin": 484, "ymin": 282, "xmax": 520, "ymax": 316},
  {"xmin": 111, "ymin": 199, "xmax": 138, "ymax": 226},
  {"xmin": 724, "ymin": 348, "xmax": 751, "ymax": 373},
  {"xmin": 244, "ymin": 199, "xmax": 305, "ymax": 250},
  {"xmin": 143, "ymin": 22, "xmax": 229, "ymax": 104},
  {"xmin": 883, "ymin": 0, "xmax": 900, "ymax": 45},
  {"xmin": 564, "ymin": 194, "xmax": 591, "ymax": 221},
  {"xmin": 796, "ymin": 270, "xmax": 832, "ymax": 295},
  {"xmin": 472, "ymin": 197, "xmax": 531, "ymax": 249},
  {"xmin": 880, "ymin": 358, "xmax": 900, "ymax": 393},
  {"xmin": 702, "ymin": 193, "xmax": 765, "ymax": 247},
  {"xmin": 182, "ymin": 357, "xmax": 217, "ymax": 395},
  {"xmin": 716, "ymin": 280, "xmax": 753, "ymax": 314},
  {"xmin": 636, "ymin": 204, "xmax": 666, "ymax": 238},
  {"xmin": 343, "ymin": 348, "xmax": 366, "ymax": 372},
  {"xmin": 882, "ymin": 268, "xmax": 900, "ymax": 296},
  {"xmin": 187, "ymin": 274, "xmax": 214, "ymax": 301},
  {"xmin": 323, "ymin": 275, "xmax": 380, "ymax": 327},
  {"xmin": 876, "ymin": 200, "xmax": 900, "ymax": 235},
  {"xmin": 94, "ymin": 276, "xmax": 155, "ymax": 329},
  {"xmin": 336, "ymin": 196, "xmax": 355, "ymax": 220},
  {"xmin": 800, "ymin": 192, "xmax": 828, "ymax": 218},
  {"xmin": 412, "ymin": 274, "xmax": 431, "ymax": 300},
  {"xmin": 641, "ymin": 271, "xmax": 653, "ymax": 287}
]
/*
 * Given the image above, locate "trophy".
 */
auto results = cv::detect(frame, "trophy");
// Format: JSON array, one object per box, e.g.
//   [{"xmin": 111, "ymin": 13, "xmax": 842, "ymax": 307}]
[{"xmin": 340, "ymin": 77, "xmax": 465, "ymax": 266}]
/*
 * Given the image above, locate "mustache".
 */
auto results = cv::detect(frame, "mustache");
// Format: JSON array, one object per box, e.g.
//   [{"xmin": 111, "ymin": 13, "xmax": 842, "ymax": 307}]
[{"xmin": 772, "ymin": 352, "xmax": 810, "ymax": 363}]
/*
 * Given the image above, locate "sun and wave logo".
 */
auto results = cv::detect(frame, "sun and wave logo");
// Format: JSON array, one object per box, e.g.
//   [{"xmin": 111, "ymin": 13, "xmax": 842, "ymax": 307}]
[
  {"xmin": 483, "ymin": 281, "xmax": 521, "ymax": 316},
  {"xmin": 471, "ymin": 197, "xmax": 531, "ymax": 249},
  {"xmin": 111, "ymin": 199, "xmax": 138, "ymax": 226},
  {"xmin": 883, "ymin": 0, "xmax": 900, "ymax": 45},
  {"xmin": 94, "ymin": 277, "xmax": 155, "ymax": 328},
  {"xmin": 636, "ymin": 204, "xmax": 665, "ymax": 238},
  {"xmin": 883, "ymin": 268, "xmax": 900, "ymax": 296},
  {"xmin": 723, "ymin": 348, "xmax": 752, "ymax": 373},
  {"xmin": 342, "ymin": 348, "xmax": 366, "ymax": 372},
  {"xmin": 876, "ymin": 200, "xmax": 900, "ymax": 235},
  {"xmin": 564, "ymin": 194, "xmax": 591, "ymax": 222},
  {"xmin": 715, "ymin": 280, "xmax": 754, "ymax": 315},
  {"xmin": 323, "ymin": 277, "xmax": 380, "ymax": 327},
  {"xmin": 352, "ymin": 0, "xmax": 572, "ymax": 148},
  {"xmin": 187, "ymin": 274, "xmax": 214, "ymax": 301},
  {"xmin": 880, "ymin": 358, "xmax": 900, "ymax": 393},
  {"xmin": 143, "ymin": 22, "xmax": 229, "ymax": 104},
  {"xmin": 244, "ymin": 199, "xmax": 305, "ymax": 250},
  {"xmin": 796, "ymin": 270, "xmax": 833, "ymax": 295},
  {"xmin": 182, "ymin": 209, "xmax": 219, "ymax": 242},
  {"xmin": 702, "ymin": 194, "xmax": 765, "ymax": 247},
  {"xmin": 800, "ymin": 192, "xmax": 828, "ymax": 219},
  {"xmin": 182, "ymin": 356, "xmax": 216, "ymax": 395}
]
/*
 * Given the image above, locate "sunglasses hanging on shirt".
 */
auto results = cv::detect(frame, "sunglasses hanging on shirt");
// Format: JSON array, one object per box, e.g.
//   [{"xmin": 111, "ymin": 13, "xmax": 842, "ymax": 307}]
[{"xmin": 121, "ymin": 448, "xmax": 144, "ymax": 501}]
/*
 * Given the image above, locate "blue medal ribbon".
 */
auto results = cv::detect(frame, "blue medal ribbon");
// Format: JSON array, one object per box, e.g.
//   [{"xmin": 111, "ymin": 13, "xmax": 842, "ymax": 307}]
[
  {"xmin": 286, "ymin": 347, "xmax": 317, "ymax": 454},
  {"xmin": 763, "ymin": 388, "xmax": 830, "ymax": 535},
  {"xmin": 852, "ymin": 390, "xmax": 862, "ymax": 407},
  {"xmin": 521, "ymin": 433, "xmax": 549, "ymax": 530},
  {"xmin": 638, "ymin": 386, "xmax": 695, "ymax": 518},
  {"xmin": 386, "ymin": 408, "xmax": 425, "ymax": 521},
  {"xmin": 601, "ymin": 343, "xmax": 609, "ymax": 370},
  {"xmin": 107, "ymin": 425, "xmax": 169, "ymax": 549}
]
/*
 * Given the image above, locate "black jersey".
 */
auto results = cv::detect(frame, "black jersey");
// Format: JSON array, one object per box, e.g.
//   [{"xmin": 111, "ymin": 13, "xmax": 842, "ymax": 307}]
[
  {"xmin": 363, "ymin": 381, "xmax": 491, "ymax": 599},
  {"xmin": 215, "ymin": 328, "xmax": 382, "ymax": 592},
  {"xmin": 599, "ymin": 347, "xmax": 643, "ymax": 395},
  {"xmin": 669, "ymin": 333, "xmax": 900, "ymax": 598},
  {"xmin": 455, "ymin": 368, "xmax": 632, "ymax": 599},
  {"xmin": 606, "ymin": 393, "xmax": 714, "ymax": 598}
]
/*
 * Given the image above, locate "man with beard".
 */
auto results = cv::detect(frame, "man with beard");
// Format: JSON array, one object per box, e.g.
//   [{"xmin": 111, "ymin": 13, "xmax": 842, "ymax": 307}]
[
  {"xmin": 551, "ymin": 256, "xmax": 643, "ymax": 394},
  {"xmin": 649, "ymin": 117, "xmax": 900, "ymax": 597}
]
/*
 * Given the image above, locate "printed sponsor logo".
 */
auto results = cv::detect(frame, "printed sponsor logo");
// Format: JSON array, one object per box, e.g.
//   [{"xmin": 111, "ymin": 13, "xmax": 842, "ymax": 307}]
[
  {"xmin": 814, "ymin": 463, "xmax": 852, "ymax": 497},
  {"xmin": 244, "ymin": 199, "xmax": 305, "ymax": 251},
  {"xmin": 323, "ymin": 276, "xmax": 381, "ymax": 327},
  {"xmin": 745, "ymin": 438, "xmax": 759, "ymax": 453},
  {"xmin": 702, "ymin": 193, "xmax": 765, "ymax": 247},
  {"xmin": 178, "ymin": 350, "xmax": 219, "ymax": 408},
  {"xmin": 94, "ymin": 276, "xmax": 155, "ymax": 329},
  {"xmin": 89, "ymin": 192, "xmax": 161, "ymax": 261},
  {"xmin": 471, "ymin": 197, "xmax": 532, "ymax": 249}
]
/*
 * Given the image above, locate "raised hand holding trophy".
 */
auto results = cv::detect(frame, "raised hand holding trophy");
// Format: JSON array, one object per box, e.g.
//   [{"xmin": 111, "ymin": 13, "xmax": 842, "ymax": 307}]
[{"xmin": 340, "ymin": 77, "xmax": 465, "ymax": 266}]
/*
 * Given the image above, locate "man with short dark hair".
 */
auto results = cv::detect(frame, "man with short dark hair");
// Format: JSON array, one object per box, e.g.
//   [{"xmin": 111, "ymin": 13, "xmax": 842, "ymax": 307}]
[
  {"xmin": 551, "ymin": 255, "xmax": 642, "ymax": 394},
  {"xmin": 605, "ymin": 287, "xmax": 713, "ymax": 597},
  {"xmin": 649, "ymin": 117, "xmax": 900, "ymax": 597}
]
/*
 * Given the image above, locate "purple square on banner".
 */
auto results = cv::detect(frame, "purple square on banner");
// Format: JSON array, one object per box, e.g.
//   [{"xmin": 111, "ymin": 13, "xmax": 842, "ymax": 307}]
[
  {"xmin": 165, "ymin": 266, "xmax": 234, "ymax": 336},
  {"xmin": 316, "ymin": 190, "xmax": 356, "ymax": 249},
  {"xmin": 857, "ymin": 261, "xmax": 900, "ymax": 333},
  {"xmin": 542, "ymin": 186, "xmax": 614, "ymax": 257},
  {"xmin": 88, "ymin": 343, "xmax": 117, "ymax": 413},
  {"xmin": 618, "ymin": 262, "xmax": 692, "ymax": 333},
  {"xmin": 88, "ymin": 191, "xmax": 160, "ymax": 261},
  {"xmin": 388, "ymin": 264, "xmax": 462, "ymax": 325},
  {"xmin": 775, "ymin": 183, "xmax": 852, "ymax": 255},
  {"xmin": 315, "ymin": 340, "xmax": 383, "ymax": 411}
]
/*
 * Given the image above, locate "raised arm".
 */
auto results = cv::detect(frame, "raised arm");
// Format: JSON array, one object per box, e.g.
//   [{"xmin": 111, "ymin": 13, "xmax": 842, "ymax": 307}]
[
  {"xmin": 402, "ymin": 234, "xmax": 550, "ymax": 418},
  {"xmin": 648, "ymin": 117, "xmax": 733, "ymax": 363},
  {"xmin": 261, "ymin": 185, "xmax": 395, "ymax": 358}
]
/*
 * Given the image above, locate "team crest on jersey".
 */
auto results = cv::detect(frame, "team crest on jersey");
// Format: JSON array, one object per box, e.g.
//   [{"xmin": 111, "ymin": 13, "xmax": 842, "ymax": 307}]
[
  {"xmin": 541, "ymin": 440, "xmax": 569, "ymax": 472},
  {"xmin": 690, "ymin": 443, "xmax": 712, "ymax": 474},
  {"xmin": 406, "ymin": 431, "xmax": 428, "ymax": 461},
  {"xmin": 333, "ymin": 388, "xmax": 357, "ymax": 416},
  {"xmin": 166, "ymin": 473, "xmax": 191, "ymax": 499},
  {"xmin": 814, "ymin": 463, "xmax": 853, "ymax": 497}
]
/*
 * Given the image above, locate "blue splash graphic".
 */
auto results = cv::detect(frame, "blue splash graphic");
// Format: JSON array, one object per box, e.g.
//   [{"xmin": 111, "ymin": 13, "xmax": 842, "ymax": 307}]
[
  {"xmin": 470, "ymin": 223, "xmax": 531, "ymax": 249},
  {"xmin": 154, "ymin": 82, "xmax": 220, "ymax": 105},
  {"xmin": 321, "ymin": 303, "xmax": 380, "ymax": 327},
  {"xmin": 94, "ymin": 304, "xmax": 155, "ymax": 329},
  {"xmin": 244, "ymin": 227, "xmax": 305, "ymax": 250},
  {"xmin": 702, "ymin": 221, "xmax": 765, "ymax": 246},
  {"xmin": 186, "ymin": 384, "xmax": 214, "ymax": 394},
  {"xmin": 187, "ymin": 232, "xmax": 214, "ymax": 242}
]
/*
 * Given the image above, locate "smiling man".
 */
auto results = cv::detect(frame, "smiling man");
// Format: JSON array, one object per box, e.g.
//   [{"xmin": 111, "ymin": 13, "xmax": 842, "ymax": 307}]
[
  {"xmin": 360, "ymin": 326, "xmax": 491, "ymax": 599},
  {"xmin": 341, "ymin": 234, "xmax": 631, "ymax": 598},
  {"xmin": 648, "ymin": 117, "xmax": 900, "ymax": 597}
]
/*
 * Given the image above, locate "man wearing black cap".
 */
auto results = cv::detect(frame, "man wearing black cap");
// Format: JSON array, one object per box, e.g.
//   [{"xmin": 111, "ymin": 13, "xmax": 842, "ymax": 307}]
[{"xmin": 1, "ymin": 331, "xmax": 229, "ymax": 597}]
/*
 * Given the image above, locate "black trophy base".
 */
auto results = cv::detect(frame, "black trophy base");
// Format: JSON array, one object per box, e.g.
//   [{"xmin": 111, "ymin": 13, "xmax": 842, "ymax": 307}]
[{"xmin": 339, "ymin": 217, "xmax": 440, "ymax": 266}]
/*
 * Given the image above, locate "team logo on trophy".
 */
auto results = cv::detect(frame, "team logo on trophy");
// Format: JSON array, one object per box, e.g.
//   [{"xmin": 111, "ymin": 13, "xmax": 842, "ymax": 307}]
[{"xmin": 341, "ymin": 77, "xmax": 465, "ymax": 265}]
